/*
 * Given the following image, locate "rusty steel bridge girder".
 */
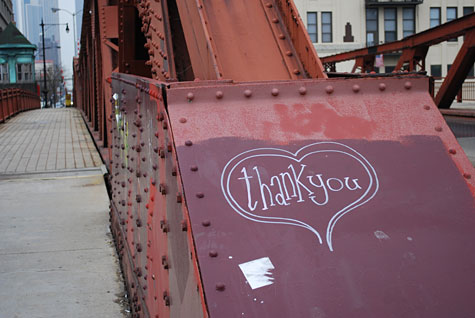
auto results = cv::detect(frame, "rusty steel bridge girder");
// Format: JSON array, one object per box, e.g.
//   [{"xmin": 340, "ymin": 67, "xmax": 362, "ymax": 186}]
[
  {"xmin": 74, "ymin": 1, "xmax": 475, "ymax": 317},
  {"xmin": 320, "ymin": 12, "xmax": 475, "ymax": 109}
]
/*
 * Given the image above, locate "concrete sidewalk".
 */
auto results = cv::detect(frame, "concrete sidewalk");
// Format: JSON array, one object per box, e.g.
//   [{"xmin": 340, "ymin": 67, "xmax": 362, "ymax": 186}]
[{"xmin": 0, "ymin": 109, "xmax": 126, "ymax": 318}]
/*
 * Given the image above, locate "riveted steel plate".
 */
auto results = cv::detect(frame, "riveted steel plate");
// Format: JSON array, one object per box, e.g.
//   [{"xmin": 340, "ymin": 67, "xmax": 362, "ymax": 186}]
[{"xmin": 167, "ymin": 76, "xmax": 475, "ymax": 317}]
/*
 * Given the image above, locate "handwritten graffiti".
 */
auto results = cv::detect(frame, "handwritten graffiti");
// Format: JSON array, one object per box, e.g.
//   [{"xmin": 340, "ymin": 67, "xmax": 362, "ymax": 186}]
[{"xmin": 220, "ymin": 142, "xmax": 379, "ymax": 251}]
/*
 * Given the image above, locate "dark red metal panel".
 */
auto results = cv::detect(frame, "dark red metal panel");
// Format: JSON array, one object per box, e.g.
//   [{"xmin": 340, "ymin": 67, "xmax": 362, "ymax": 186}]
[{"xmin": 166, "ymin": 76, "xmax": 475, "ymax": 317}]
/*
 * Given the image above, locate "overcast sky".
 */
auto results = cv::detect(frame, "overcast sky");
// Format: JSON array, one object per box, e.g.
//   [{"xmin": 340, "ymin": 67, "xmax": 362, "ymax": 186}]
[{"xmin": 57, "ymin": 0, "xmax": 77, "ymax": 90}]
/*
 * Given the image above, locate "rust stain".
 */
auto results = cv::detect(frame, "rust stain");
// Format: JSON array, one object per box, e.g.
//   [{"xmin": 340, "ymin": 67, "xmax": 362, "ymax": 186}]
[{"xmin": 273, "ymin": 103, "xmax": 374, "ymax": 139}]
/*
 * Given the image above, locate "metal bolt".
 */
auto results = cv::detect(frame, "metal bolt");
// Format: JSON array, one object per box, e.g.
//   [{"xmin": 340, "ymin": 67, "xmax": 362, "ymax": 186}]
[
  {"xmin": 325, "ymin": 85, "xmax": 334, "ymax": 94},
  {"xmin": 216, "ymin": 91, "xmax": 224, "ymax": 99},
  {"xmin": 271, "ymin": 88, "xmax": 279, "ymax": 96},
  {"xmin": 187, "ymin": 92, "xmax": 194, "ymax": 101},
  {"xmin": 352, "ymin": 84, "xmax": 360, "ymax": 93},
  {"xmin": 185, "ymin": 140, "xmax": 193, "ymax": 146},
  {"xmin": 379, "ymin": 83, "xmax": 386, "ymax": 91},
  {"xmin": 424, "ymin": 105, "xmax": 430, "ymax": 110},
  {"xmin": 285, "ymin": 50, "xmax": 293, "ymax": 56},
  {"xmin": 449, "ymin": 149, "xmax": 456, "ymax": 155},
  {"xmin": 209, "ymin": 250, "xmax": 218, "ymax": 257},
  {"xmin": 202, "ymin": 220, "xmax": 211, "ymax": 227},
  {"xmin": 216, "ymin": 283, "xmax": 225, "ymax": 291},
  {"xmin": 404, "ymin": 81, "xmax": 412, "ymax": 90},
  {"xmin": 196, "ymin": 192, "xmax": 204, "ymax": 198},
  {"xmin": 435, "ymin": 126, "xmax": 442, "ymax": 132},
  {"xmin": 278, "ymin": 33, "xmax": 285, "ymax": 39},
  {"xmin": 299, "ymin": 87, "xmax": 307, "ymax": 95},
  {"xmin": 179, "ymin": 118, "xmax": 187, "ymax": 123},
  {"xmin": 293, "ymin": 69, "xmax": 300, "ymax": 75},
  {"xmin": 244, "ymin": 89, "xmax": 252, "ymax": 98},
  {"xmin": 191, "ymin": 165, "xmax": 198, "ymax": 171},
  {"xmin": 463, "ymin": 173, "xmax": 471, "ymax": 179},
  {"xmin": 272, "ymin": 18, "xmax": 279, "ymax": 23}
]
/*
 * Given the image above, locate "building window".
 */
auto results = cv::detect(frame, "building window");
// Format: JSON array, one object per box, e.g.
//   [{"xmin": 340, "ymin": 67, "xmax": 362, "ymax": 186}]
[
  {"xmin": 307, "ymin": 12, "xmax": 317, "ymax": 43},
  {"xmin": 385, "ymin": 66, "xmax": 395, "ymax": 73},
  {"xmin": 16, "ymin": 63, "xmax": 33, "ymax": 82},
  {"xmin": 431, "ymin": 65, "xmax": 442, "ymax": 78},
  {"xmin": 430, "ymin": 7, "xmax": 441, "ymax": 28},
  {"xmin": 447, "ymin": 7, "xmax": 457, "ymax": 42},
  {"xmin": 403, "ymin": 8, "xmax": 415, "ymax": 38},
  {"xmin": 366, "ymin": 8, "xmax": 378, "ymax": 46},
  {"xmin": 321, "ymin": 12, "xmax": 332, "ymax": 43},
  {"xmin": 463, "ymin": 7, "xmax": 474, "ymax": 16},
  {"xmin": 0, "ymin": 63, "xmax": 8, "ymax": 83},
  {"xmin": 447, "ymin": 64, "xmax": 452, "ymax": 74},
  {"xmin": 384, "ymin": 8, "xmax": 397, "ymax": 42}
]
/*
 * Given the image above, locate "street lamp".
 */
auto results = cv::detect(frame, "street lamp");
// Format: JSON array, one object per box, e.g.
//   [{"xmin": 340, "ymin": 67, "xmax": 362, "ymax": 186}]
[
  {"xmin": 51, "ymin": 8, "xmax": 83, "ymax": 56},
  {"xmin": 40, "ymin": 19, "xmax": 69, "ymax": 108}
]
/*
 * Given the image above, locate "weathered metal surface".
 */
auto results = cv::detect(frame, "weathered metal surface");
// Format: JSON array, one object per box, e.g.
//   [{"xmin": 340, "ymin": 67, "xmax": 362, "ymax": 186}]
[
  {"xmin": 435, "ymin": 29, "xmax": 475, "ymax": 109},
  {"xmin": 166, "ymin": 76, "xmax": 475, "ymax": 317},
  {"xmin": 174, "ymin": 0, "xmax": 323, "ymax": 81},
  {"xmin": 320, "ymin": 13, "xmax": 475, "ymax": 108},
  {"xmin": 0, "ymin": 88, "xmax": 40, "ymax": 123},
  {"xmin": 109, "ymin": 73, "xmax": 206, "ymax": 318}
]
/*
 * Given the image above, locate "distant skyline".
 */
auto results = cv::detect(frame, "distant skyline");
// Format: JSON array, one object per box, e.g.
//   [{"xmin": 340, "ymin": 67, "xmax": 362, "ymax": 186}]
[{"xmin": 12, "ymin": 0, "xmax": 83, "ymax": 91}]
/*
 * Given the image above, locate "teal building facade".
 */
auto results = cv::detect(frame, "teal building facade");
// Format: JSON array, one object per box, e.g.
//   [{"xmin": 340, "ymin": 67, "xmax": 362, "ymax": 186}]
[{"xmin": 0, "ymin": 22, "xmax": 36, "ymax": 92}]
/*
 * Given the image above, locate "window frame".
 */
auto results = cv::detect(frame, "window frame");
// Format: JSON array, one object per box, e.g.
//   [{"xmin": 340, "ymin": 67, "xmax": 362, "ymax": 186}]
[
  {"xmin": 321, "ymin": 12, "xmax": 333, "ymax": 43},
  {"xmin": 366, "ymin": 8, "xmax": 379, "ymax": 47},
  {"xmin": 430, "ymin": 64, "xmax": 442, "ymax": 78},
  {"xmin": 446, "ymin": 7, "xmax": 458, "ymax": 42},
  {"xmin": 307, "ymin": 12, "xmax": 318, "ymax": 43},
  {"xmin": 402, "ymin": 7, "xmax": 415, "ymax": 38},
  {"xmin": 430, "ymin": 7, "xmax": 441, "ymax": 28},
  {"xmin": 384, "ymin": 7, "xmax": 397, "ymax": 43},
  {"xmin": 0, "ymin": 63, "xmax": 8, "ymax": 83}
]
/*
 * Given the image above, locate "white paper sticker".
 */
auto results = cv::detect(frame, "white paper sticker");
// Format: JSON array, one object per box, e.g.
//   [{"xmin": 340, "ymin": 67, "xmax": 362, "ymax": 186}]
[{"xmin": 239, "ymin": 257, "xmax": 275, "ymax": 290}]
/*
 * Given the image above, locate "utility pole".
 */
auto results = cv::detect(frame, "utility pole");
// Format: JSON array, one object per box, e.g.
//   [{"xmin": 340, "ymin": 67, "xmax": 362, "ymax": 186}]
[{"xmin": 40, "ymin": 19, "xmax": 48, "ymax": 108}]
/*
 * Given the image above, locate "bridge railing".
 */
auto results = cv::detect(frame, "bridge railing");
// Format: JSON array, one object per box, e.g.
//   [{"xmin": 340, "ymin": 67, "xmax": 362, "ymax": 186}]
[{"xmin": 0, "ymin": 88, "xmax": 40, "ymax": 123}]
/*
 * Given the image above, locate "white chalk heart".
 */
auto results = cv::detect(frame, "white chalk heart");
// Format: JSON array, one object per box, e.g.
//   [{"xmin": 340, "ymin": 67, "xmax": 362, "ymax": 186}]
[{"xmin": 220, "ymin": 142, "xmax": 379, "ymax": 251}]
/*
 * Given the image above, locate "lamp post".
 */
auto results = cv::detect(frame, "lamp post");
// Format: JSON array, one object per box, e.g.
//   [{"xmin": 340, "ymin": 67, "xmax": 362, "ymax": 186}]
[
  {"xmin": 40, "ymin": 19, "xmax": 69, "ymax": 108},
  {"xmin": 52, "ymin": 8, "xmax": 83, "ymax": 56}
]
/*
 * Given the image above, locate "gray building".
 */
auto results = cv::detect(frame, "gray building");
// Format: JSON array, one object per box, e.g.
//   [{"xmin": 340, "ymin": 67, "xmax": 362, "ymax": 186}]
[{"xmin": 0, "ymin": 0, "xmax": 14, "ymax": 32}]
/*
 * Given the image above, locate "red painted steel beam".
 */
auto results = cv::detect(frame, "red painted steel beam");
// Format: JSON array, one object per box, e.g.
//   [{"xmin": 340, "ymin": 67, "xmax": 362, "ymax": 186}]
[
  {"xmin": 436, "ymin": 29, "xmax": 475, "ymax": 108},
  {"xmin": 174, "ymin": 0, "xmax": 324, "ymax": 81},
  {"xmin": 321, "ymin": 12, "xmax": 475, "ymax": 64}
]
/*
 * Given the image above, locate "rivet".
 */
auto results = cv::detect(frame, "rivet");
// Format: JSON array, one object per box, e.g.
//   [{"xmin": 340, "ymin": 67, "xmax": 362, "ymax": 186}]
[
  {"xmin": 278, "ymin": 34, "xmax": 285, "ymax": 39},
  {"xmin": 449, "ymin": 149, "xmax": 457, "ymax": 155},
  {"xmin": 463, "ymin": 173, "xmax": 471, "ymax": 179},
  {"xmin": 179, "ymin": 118, "xmax": 187, "ymax": 123},
  {"xmin": 272, "ymin": 18, "xmax": 279, "ymax": 23},
  {"xmin": 404, "ymin": 81, "xmax": 412, "ymax": 90},
  {"xmin": 298, "ymin": 87, "xmax": 307, "ymax": 95},
  {"xmin": 379, "ymin": 83, "xmax": 386, "ymax": 91},
  {"xmin": 185, "ymin": 140, "xmax": 193, "ymax": 146},
  {"xmin": 265, "ymin": 2, "xmax": 272, "ymax": 8},
  {"xmin": 293, "ymin": 69, "xmax": 300, "ymax": 75},
  {"xmin": 216, "ymin": 91, "xmax": 224, "ymax": 99},
  {"xmin": 202, "ymin": 220, "xmax": 211, "ymax": 227},
  {"xmin": 285, "ymin": 50, "xmax": 293, "ymax": 56},
  {"xmin": 435, "ymin": 126, "xmax": 442, "ymax": 132},
  {"xmin": 352, "ymin": 84, "xmax": 360, "ymax": 93},
  {"xmin": 424, "ymin": 105, "xmax": 430, "ymax": 110},
  {"xmin": 244, "ymin": 89, "xmax": 252, "ymax": 98},
  {"xmin": 271, "ymin": 88, "xmax": 279, "ymax": 96},
  {"xmin": 190, "ymin": 165, "xmax": 198, "ymax": 171},
  {"xmin": 187, "ymin": 92, "xmax": 194, "ymax": 101},
  {"xmin": 209, "ymin": 250, "xmax": 218, "ymax": 257},
  {"xmin": 196, "ymin": 192, "xmax": 204, "ymax": 198},
  {"xmin": 216, "ymin": 283, "xmax": 225, "ymax": 291},
  {"xmin": 325, "ymin": 85, "xmax": 334, "ymax": 94}
]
